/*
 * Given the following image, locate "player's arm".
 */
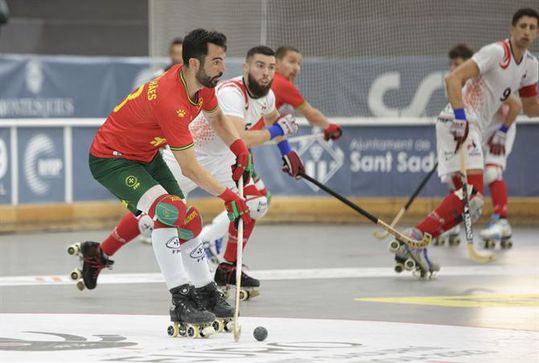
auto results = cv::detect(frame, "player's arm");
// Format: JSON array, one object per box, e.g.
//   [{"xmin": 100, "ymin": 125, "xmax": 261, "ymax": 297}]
[
  {"xmin": 445, "ymin": 59, "xmax": 480, "ymax": 110},
  {"xmin": 502, "ymin": 95, "xmax": 522, "ymax": 127},
  {"xmin": 487, "ymin": 95, "xmax": 521, "ymax": 156},
  {"xmin": 298, "ymin": 102, "xmax": 343, "ymax": 141},
  {"xmin": 521, "ymin": 96, "xmax": 539, "ymax": 117}
]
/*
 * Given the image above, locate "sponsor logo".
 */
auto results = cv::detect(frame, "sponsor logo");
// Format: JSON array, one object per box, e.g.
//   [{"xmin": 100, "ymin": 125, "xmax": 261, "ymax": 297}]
[
  {"xmin": 0, "ymin": 331, "xmax": 136, "ymax": 351},
  {"xmin": 25, "ymin": 60, "xmax": 44, "ymax": 95},
  {"xmin": 150, "ymin": 136, "xmax": 167, "ymax": 147},
  {"xmin": 189, "ymin": 243, "xmax": 206, "ymax": 262},
  {"xmin": 125, "ymin": 176, "xmax": 140, "ymax": 190},
  {"xmin": 23, "ymin": 134, "xmax": 63, "ymax": 195},
  {"xmin": 176, "ymin": 108, "xmax": 186, "ymax": 118},
  {"xmin": 165, "ymin": 237, "xmax": 181, "ymax": 253},
  {"xmin": 292, "ymin": 132, "xmax": 344, "ymax": 191}
]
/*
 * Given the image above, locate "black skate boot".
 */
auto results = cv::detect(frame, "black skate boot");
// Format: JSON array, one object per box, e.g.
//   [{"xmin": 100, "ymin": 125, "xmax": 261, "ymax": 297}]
[
  {"xmin": 194, "ymin": 282, "xmax": 235, "ymax": 332},
  {"xmin": 67, "ymin": 241, "xmax": 114, "ymax": 291},
  {"xmin": 389, "ymin": 228, "xmax": 440, "ymax": 278},
  {"xmin": 214, "ymin": 261, "xmax": 260, "ymax": 301},
  {"xmin": 167, "ymin": 284, "xmax": 216, "ymax": 338}
]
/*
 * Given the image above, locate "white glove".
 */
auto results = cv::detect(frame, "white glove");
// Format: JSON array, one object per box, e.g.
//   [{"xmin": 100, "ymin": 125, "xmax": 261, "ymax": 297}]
[{"xmin": 276, "ymin": 113, "xmax": 299, "ymax": 137}]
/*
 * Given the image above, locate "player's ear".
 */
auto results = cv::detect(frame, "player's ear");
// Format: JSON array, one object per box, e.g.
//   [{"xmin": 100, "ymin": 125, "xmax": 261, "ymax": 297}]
[{"xmin": 188, "ymin": 58, "xmax": 200, "ymax": 71}]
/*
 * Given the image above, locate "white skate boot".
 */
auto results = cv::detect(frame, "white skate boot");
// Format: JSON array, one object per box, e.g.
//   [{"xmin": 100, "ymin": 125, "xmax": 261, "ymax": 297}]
[
  {"xmin": 389, "ymin": 227, "xmax": 440, "ymax": 278},
  {"xmin": 480, "ymin": 215, "xmax": 512, "ymax": 249},
  {"xmin": 434, "ymin": 224, "xmax": 461, "ymax": 247}
]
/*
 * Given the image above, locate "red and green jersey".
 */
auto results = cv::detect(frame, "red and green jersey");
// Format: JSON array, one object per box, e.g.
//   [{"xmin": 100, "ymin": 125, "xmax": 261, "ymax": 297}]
[
  {"xmin": 90, "ymin": 64, "xmax": 218, "ymax": 163},
  {"xmin": 271, "ymin": 72, "xmax": 306, "ymax": 110}
]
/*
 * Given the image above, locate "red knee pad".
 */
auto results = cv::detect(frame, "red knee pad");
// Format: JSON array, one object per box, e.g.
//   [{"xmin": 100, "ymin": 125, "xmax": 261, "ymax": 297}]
[
  {"xmin": 148, "ymin": 194, "xmax": 187, "ymax": 229},
  {"xmin": 178, "ymin": 206, "xmax": 203, "ymax": 243}
]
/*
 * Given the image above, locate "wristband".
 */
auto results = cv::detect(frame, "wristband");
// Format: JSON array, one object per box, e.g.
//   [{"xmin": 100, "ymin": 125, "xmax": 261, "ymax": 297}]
[
  {"xmin": 277, "ymin": 140, "xmax": 292, "ymax": 156},
  {"xmin": 218, "ymin": 188, "xmax": 236, "ymax": 202},
  {"xmin": 268, "ymin": 124, "xmax": 284, "ymax": 139},
  {"xmin": 499, "ymin": 125, "xmax": 509, "ymax": 133},
  {"xmin": 453, "ymin": 108, "xmax": 466, "ymax": 121}
]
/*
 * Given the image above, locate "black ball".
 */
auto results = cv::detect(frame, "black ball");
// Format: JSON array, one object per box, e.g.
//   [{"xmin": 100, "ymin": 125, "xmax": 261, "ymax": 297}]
[{"xmin": 253, "ymin": 326, "xmax": 268, "ymax": 341}]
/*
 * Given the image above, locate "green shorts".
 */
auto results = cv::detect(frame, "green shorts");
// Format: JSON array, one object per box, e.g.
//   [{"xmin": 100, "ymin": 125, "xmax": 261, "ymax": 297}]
[{"xmin": 89, "ymin": 152, "xmax": 184, "ymax": 214}]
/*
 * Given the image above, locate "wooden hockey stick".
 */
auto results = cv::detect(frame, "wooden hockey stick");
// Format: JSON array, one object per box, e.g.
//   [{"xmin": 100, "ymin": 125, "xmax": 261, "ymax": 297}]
[
  {"xmin": 233, "ymin": 177, "xmax": 244, "ymax": 342},
  {"xmin": 300, "ymin": 172, "xmax": 431, "ymax": 248},
  {"xmin": 373, "ymin": 162, "xmax": 438, "ymax": 240},
  {"xmin": 458, "ymin": 146, "xmax": 496, "ymax": 263}
]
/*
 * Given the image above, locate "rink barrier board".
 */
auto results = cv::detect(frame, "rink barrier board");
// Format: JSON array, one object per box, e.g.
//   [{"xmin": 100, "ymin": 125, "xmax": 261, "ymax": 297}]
[{"xmin": 0, "ymin": 196, "xmax": 537, "ymax": 233}]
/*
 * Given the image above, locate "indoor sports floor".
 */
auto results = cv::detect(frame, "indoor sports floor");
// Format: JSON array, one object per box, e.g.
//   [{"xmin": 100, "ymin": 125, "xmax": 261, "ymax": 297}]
[{"xmin": 0, "ymin": 224, "xmax": 538, "ymax": 362}]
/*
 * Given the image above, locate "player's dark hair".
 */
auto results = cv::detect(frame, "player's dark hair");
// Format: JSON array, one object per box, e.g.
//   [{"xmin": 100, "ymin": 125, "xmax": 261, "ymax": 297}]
[
  {"xmin": 169, "ymin": 38, "xmax": 183, "ymax": 48},
  {"xmin": 448, "ymin": 44, "xmax": 474, "ymax": 61},
  {"xmin": 182, "ymin": 29, "xmax": 227, "ymax": 67},
  {"xmin": 246, "ymin": 45, "xmax": 275, "ymax": 61},
  {"xmin": 275, "ymin": 46, "xmax": 300, "ymax": 60},
  {"xmin": 512, "ymin": 8, "xmax": 539, "ymax": 26}
]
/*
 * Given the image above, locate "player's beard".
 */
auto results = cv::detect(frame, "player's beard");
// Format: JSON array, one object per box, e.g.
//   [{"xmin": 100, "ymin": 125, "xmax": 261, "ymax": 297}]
[
  {"xmin": 247, "ymin": 73, "xmax": 272, "ymax": 99},
  {"xmin": 196, "ymin": 68, "xmax": 222, "ymax": 88}
]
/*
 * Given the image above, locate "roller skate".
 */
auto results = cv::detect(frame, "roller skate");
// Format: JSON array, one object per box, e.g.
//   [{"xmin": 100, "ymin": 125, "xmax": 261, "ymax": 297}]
[
  {"xmin": 203, "ymin": 237, "xmax": 223, "ymax": 266},
  {"xmin": 167, "ymin": 284, "xmax": 216, "ymax": 338},
  {"xmin": 214, "ymin": 261, "xmax": 260, "ymax": 301},
  {"xmin": 388, "ymin": 228, "xmax": 440, "ymax": 278},
  {"xmin": 480, "ymin": 215, "xmax": 513, "ymax": 249},
  {"xmin": 433, "ymin": 224, "xmax": 461, "ymax": 247},
  {"xmin": 67, "ymin": 241, "xmax": 114, "ymax": 290},
  {"xmin": 193, "ymin": 282, "xmax": 235, "ymax": 333}
]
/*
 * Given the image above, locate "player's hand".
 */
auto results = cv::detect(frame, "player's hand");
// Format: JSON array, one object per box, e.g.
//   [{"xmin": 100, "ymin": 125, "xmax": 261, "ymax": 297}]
[
  {"xmin": 229, "ymin": 139, "xmax": 252, "ymax": 184},
  {"xmin": 324, "ymin": 123, "xmax": 343, "ymax": 141},
  {"xmin": 276, "ymin": 113, "xmax": 299, "ymax": 137},
  {"xmin": 487, "ymin": 127, "xmax": 508, "ymax": 156},
  {"xmin": 282, "ymin": 150, "xmax": 305, "ymax": 179},
  {"xmin": 450, "ymin": 108, "xmax": 469, "ymax": 151},
  {"xmin": 219, "ymin": 188, "xmax": 252, "ymax": 225}
]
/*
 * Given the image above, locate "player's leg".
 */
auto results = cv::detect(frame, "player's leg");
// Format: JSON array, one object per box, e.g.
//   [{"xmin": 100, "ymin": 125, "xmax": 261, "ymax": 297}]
[
  {"xmin": 434, "ymin": 175, "xmax": 461, "ymax": 247},
  {"xmin": 479, "ymin": 124, "xmax": 515, "ymax": 249}
]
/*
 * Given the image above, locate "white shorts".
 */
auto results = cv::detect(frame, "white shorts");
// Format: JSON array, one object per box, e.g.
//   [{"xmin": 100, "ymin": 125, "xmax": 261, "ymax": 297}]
[
  {"xmin": 481, "ymin": 123, "xmax": 516, "ymax": 171},
  {"xmin": 161, "ymin": 147, "xmax": 237, "ymax": 198},
  {"xmin": 436, "ymin": 117, "xmax": 484, "ymax": 178}
]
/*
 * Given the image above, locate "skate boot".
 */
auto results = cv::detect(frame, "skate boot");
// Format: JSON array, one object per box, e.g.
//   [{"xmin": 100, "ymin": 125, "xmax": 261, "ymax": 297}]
[
  {"xmin": 480, "ymin": 215, "xmax": 512, "ymax": 249},
  {"xmin": 67, "ymin": 241, "xmax": 114, "ymax": 291},
  {"xmin": 167, "ymin": 284, "xmax": 216, "ymax": 338},
  {"xmin": 194, "ymin": 282, "xmax": 235, "ymax": 333},
  {"xmin": 214, "ymin": 261, "xmax": 260, "ymax": 301},
  {"xmin": 388, "ymin": 228, "xmax": 440, "ymax": 278},
  {"xmin": 434, "ymin": 224, "xmax": 461, "ymax": 247},
  {"xmin": 203, "ymin": 237, "xmax": 223, "ymax": 266}
]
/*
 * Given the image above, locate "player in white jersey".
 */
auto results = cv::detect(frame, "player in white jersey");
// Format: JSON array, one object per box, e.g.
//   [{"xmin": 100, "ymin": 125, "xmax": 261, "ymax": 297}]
[
  {"xmin": 391, "ymin": 8, "xmax": 539, "ymax": 276},
  {"xmin": 436, "ymin": 44, "xmax": 518, "ymax": 248}
]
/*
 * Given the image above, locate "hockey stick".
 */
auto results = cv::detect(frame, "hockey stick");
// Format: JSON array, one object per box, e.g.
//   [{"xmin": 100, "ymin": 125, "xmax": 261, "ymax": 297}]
[
  {"xmin": 264, "ymin": 133, "xmax": 324, "ymax": 145},
  {"xmin": 373, "ymin": 162, "xmax": 438, "ymax": 240},
  {"xmin": 233, "ymin": 177, "xmax": 244, "ymax": 342},
  {"xmin": 299, "ymin": 172, "xmax": 431, "ymax": 248},
  {"xmin": 458, "ymin": 147, "xmax": 496, "ymax": 263}
]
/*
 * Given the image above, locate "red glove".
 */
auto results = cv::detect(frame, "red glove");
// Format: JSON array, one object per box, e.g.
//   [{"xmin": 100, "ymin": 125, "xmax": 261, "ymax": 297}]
[
  {"xmin": 219, "ymin": 188, "xmax": 252, "ymax": 225},
  {"xmin": 324, "ymin": 123, "xmax": 343, "ymax": 141},
  {"xmin": 229, "ymin": 139, "xmax": 252, "ymax": 184},
  {"xmin": 282, "ymin": 150, "xmax": 305, "ymax": 179}
]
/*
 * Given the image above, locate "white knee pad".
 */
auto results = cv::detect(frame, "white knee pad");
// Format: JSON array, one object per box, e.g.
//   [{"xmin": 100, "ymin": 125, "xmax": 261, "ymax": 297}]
[
  {"xmin": 484, "ymin": 165, "xmax": 503, "ymax": 185},
  {"xmin": 138, "ymin": 213, "xmax": 154, "ymax": 237},
  {"xmin": 245, "ymin": 194, "xmax": 269, "ymax": 220}
]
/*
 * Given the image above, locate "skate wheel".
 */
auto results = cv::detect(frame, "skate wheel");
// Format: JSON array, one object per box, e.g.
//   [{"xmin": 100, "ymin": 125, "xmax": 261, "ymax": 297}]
[
  {"xmin": 404, "ymin": 259, "xmax": 416, "ymax": 271},
  {"xmin": 76, "ymin": 280, "xmax": 85, "ymax": 291},
  {"xmin": 212, "ymin": 320, "xmax": 224, "ymax": 333},
  {"xmin": 187, "ymin": 325, "xmax": 199, "ymax": 338},
  {"xmin": 394, "ymin": 263, "xmax": 404, "ymax": 273},
  {"xmin": 167, "ymin": 323, "xmax": 179, "ymax": 337},
  {"xmin": 239, "ymin": 289, "xmax": 249, "ymax": 301},
  {"xmin": 485, "ymin": 240, "xmax": 496, "ymax": 249},
  {"xmin": 248, "ymin": 288, "xmax": 260, "ymax": 299},
  {"xmin": 388, "ymin": 240, "xmax": 400, "ymax": 253},
  {"xmin": 70, "ymin": 268, "xmax": 81, "ymax": 281},
  {"xmin": 225, "ymin": 320, "xmax": 233, "ymax": 332},
  {"xmin": 67, "ymin": 243, "xmax": 80, "ymax": 256},
  {"xmin": 500, "ymin": 240, "xmax": 513, "ymax": 249},
  {"xmin": 449, "ymin": 237, "xmax": 460, "ymax": 247},
  {"xmin": 200, "ymin": 326, "xmax": 215, "ymax": 338}
]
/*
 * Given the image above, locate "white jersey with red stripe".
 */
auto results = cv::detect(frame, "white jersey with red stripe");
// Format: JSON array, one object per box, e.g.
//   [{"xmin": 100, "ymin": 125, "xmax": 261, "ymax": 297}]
[
  {"xmin": 439, "ymin": 39, "xmax": 538, "ymax": 134},
  {"xmin": 188, "ymin": 76, "xmax": 276, "ymax": 158}
]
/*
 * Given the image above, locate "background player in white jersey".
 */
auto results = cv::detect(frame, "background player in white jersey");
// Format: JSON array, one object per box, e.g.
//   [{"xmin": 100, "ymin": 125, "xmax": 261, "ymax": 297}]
[
  {"xmin": 437, "ymin": 44, "xmax": 518, "ymax": 248},
  {"xmin": 392, "ymin": 8, "xmax": 539, "ymax": 276}
]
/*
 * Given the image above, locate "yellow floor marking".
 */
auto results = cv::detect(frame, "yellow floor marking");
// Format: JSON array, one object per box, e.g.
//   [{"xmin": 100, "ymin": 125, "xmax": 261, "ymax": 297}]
[{"xmin": 355, "ymin": 294, "xmax": 539, "ymax": 308}]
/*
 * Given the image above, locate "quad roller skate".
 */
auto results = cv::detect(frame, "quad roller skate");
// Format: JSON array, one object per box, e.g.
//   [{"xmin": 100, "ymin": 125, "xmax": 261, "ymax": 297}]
[
  {"xmin": 214, "ymin": 261, "xmax": 260, "ymax": 301},
  {"xmin": 388, "ymin": 228, "xmax": 440, "ymax": 278},
  {"xmin": 433, "ymin": 224, "xmax": 461, "ymax": 247},
  {"xmin": 480, "ymin": 215, "xmax": 513, "ymax": 250},
  {"xmin": 167, "ymin": 284, "xmax": 216, "ymax": 339},
  {"xmin": 194, "ymin": 282, "xmax": 234, "ymax": 333},
  {"xmin": 67, "ymin": 241, "xmax": 114, "ymax": 291}
]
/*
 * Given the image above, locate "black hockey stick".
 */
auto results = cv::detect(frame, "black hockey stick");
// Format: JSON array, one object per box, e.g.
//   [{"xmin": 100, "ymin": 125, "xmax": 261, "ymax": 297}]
[
  {"xmin": 299, "ymin": 172, "xmax": 431, "ymax": 248},
  {"xmin": 373, "ymin": 162, "xmax": 438, "ymax": 239}
]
